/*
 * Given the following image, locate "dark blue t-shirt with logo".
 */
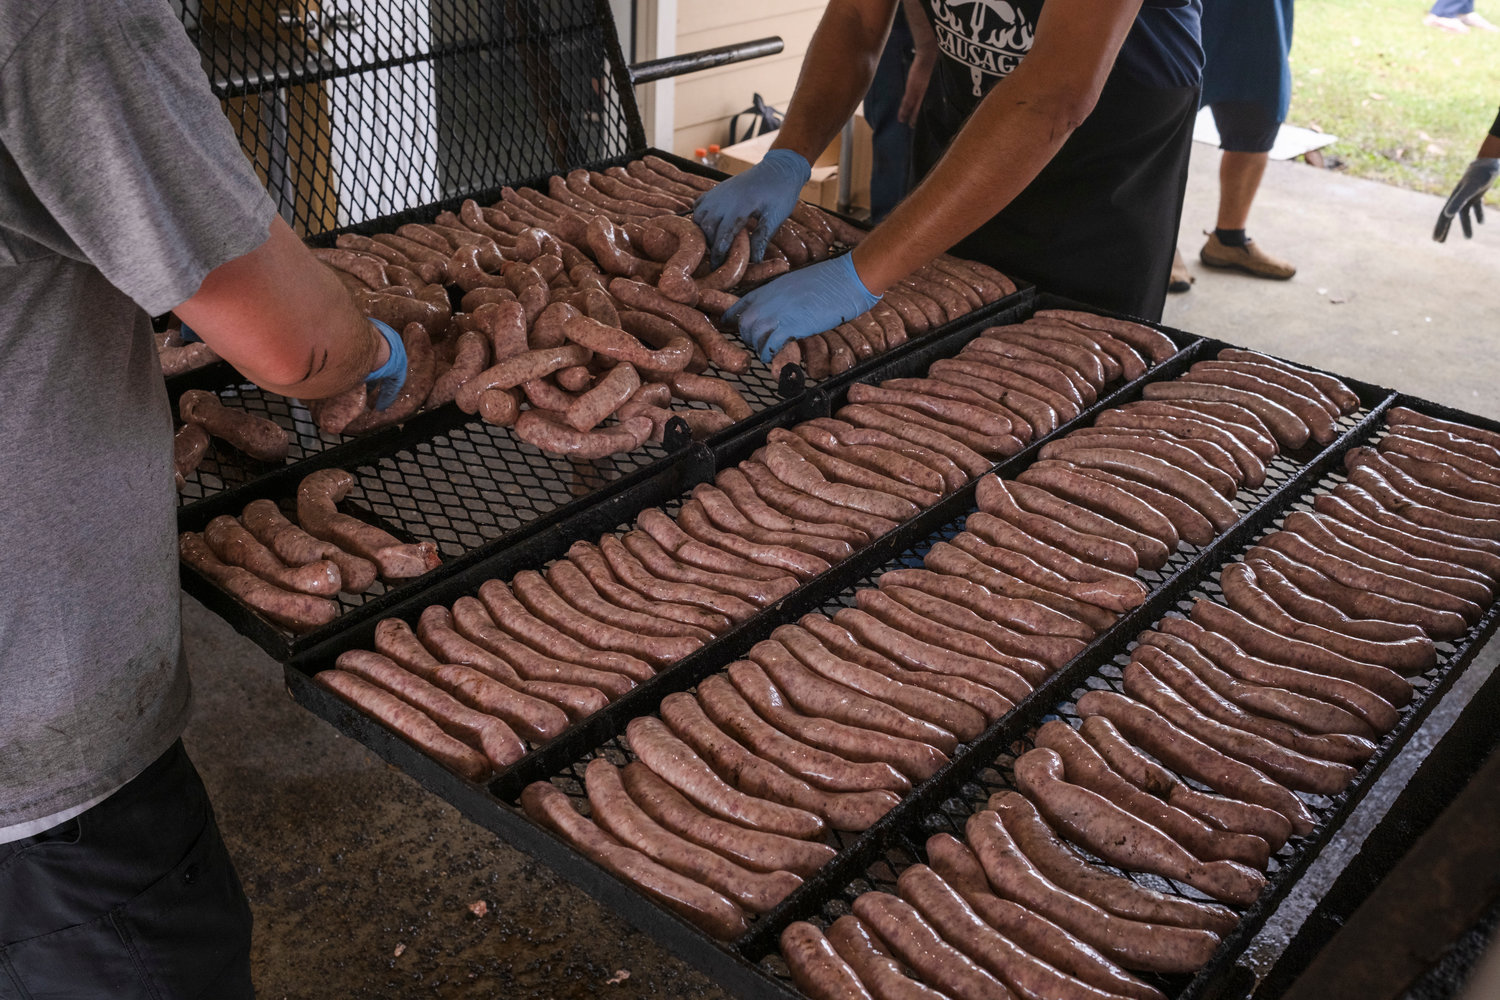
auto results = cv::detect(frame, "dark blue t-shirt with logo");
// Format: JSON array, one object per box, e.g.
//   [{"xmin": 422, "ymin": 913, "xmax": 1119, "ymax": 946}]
[{"xmin": 919, "ymin": 0, "xmax": 1203, "ymax": 126}]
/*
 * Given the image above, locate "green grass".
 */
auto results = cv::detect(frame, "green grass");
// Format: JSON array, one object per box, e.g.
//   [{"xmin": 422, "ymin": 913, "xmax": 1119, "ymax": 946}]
[{"xmin": 1291, "ymin": 0, "xmax": 1500, "ymax": 203}]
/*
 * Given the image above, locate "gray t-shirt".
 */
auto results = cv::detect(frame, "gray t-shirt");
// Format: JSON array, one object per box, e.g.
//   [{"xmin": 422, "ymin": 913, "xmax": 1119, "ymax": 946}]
[{"xmin": 0, "ymin": 0, "xmax": 276, "ymax": 827}]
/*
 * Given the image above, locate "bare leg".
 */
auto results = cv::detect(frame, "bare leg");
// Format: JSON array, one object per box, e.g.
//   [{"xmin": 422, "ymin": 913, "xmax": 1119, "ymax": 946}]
[
  {"xmin": 1217, "ymin": 151, "xmax": 1269, "ymax": 231},
  {"xmin": 1200, "ymin": 150, "xmax": 1295, "ymax": 278}
]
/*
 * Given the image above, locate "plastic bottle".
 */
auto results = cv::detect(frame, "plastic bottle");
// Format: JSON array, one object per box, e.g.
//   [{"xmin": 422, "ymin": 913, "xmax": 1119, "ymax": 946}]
[
  {"xmin": 706, "ymin": 144, "xmax": 721, "ymax": 169},
  {"xmin": 695, "ymin": 147, "xmax": 709, "ymax": 166}
]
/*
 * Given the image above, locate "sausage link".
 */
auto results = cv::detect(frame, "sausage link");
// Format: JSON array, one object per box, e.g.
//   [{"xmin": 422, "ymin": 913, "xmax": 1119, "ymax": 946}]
[
  {"xmin": 727, "ymin": 660, "xmax": 948, "ymax": 781},
  {"xmin": 852, "ymin": 893, "xmax": 1013, "ymax": 1000},
  {"xmin": 926, "ymin": 836, "xmax": 1166, "ymax": 1000},
  {"xmin": 1192, "ymin": 360, "xmax": 1341, "ymax": 418},
  {"xmin": 768, "ymin": 429, "xmax": 939, "ymax": 508},
  {"xmin": 740, "ymin": 460, "xmax": 900, "ymax": 539},
  {"xmin": 1216, "ymin": 348, "xmax": 1360, "ymax": 413},
  {"xmin": 1031, "ymin": 723, "xmax": 1271, "ymax": 870},
  {"xmin": 415, "ymin": 605, "xmax": 595, "ymax": 728},
  {"xmin": 1154, "ymin": 616, "xmax": 1399, "ymax": 735},
  {"xmin": 1177, "ymin": 369, "xmax": 1336, "ymax": 445},
  {"xmin": 173, "ymin": 422, "xmax": 210, "ymax": 489},
  {"xmin": 625, "ymin": 716, "xmax": 825, "ymax": 840},
  {"xmin": 334, "ymin": 648, "xmax": 525, "ymax": 767},
  {"xmin": 179, "ymin": 389, "xmax": 289, "ymax": 463},
  {"xmin": 623, "ymin": 528, "xmax": 797, "ymax": 606},
  {"xmin": 715, "ymin": 467, "xmax": 871, "ymax": 545},
  {"xmin": 897, "ymin": 865, "xmax": 1137, "ymax": 1000},
  {"xmin": 1220, "ymin": 560, "xmax": 1436, "ymax": 673},
  {"xmin": 836, "ymin": 403, "xmax": 996, "ymax": 476},
  {"xmin": 964, "ymin": 812, "xmax": 1223, "ymax": 974},
  {"xmin": 204, "ymin": 515, "xmax": 340, "ymax": 595},
  {"xmin": 879, "ymin": 583, "xmax": 1084, "ymax": 671},
  {"xmin": 1120, "ymin": 661, "xmax": 1353, "ymax": 799},
  {"xmin": 825, "ymin": 916, "xmax": 951, "ymax": 1000},
  {"xmin": 1115, "ymin": 400, "xmax": 1278, "ymax": 461},
  {"xmin": 618, "ymin": 760, "xmax": 834, "ymax": 880},
  {"xmin": 833, "ymin": 603, "xmax": 1037, "ymax": 701},
  {"xmin": 1044, "ymin": 432, "xmax": 1238, "ymax": 495},
  {"xmin": 597, "ymin": 535, "xmax": 758, "ymax": 622},
  {"xmin": 1141, "ymin": 381, "xmax": 1309, "ymax": 451},
  {"xmin": 510, "ymin": 569, "xmax": 698, "ymax": 667},
  {"xmin": 317, "ymin": 670, "xmax": 487, "ymax": 781},
  {"xmin": 781, "ymin": 922, "xmax": 875, "ymax": 1000},
  {"xmin": 689, "ymin": 484, "xmax": 853, "ymax": 564},
  {"xmin": 1076, "ymin": 714, "xmax": 1293, "ymax": 850},
  {"xmin": 762, "ymin": 440, "xmax": 922, "ymax": 521},
  {"xmin": 1314, "ymin": 489, "xmax": 1500, "ymax": 580},
  {"xmin": 795, "ymin": 420, "xmax": 951, "ymax": 494},
  {"xmin": 898, "ymin": 557, "xmax": 1095, "ymax": 642},
  {"xmin": 697, "ymin": 674, "xmax": 910, "ymax": 794},
  {"xmin": 965, "ymin": 511, "xmax": 1148, "ymax": 611},
  {"xmin": 1045, "ymin": 448, "xmax": 1238, "ymax": 530},
  {"xmin": 180, "ymin": 532, "xmax": 338, "ymax": 633},
  {"xmin": 775, "ymin": 624, "xmax": 987, "ymax": 739},
  {"xmin": 585, "ymin": 758, "xmax": 801, "ymax": 913},
  {"xmin": 750, "ymin": 640, "xmax": 960, "ymax": 752},
  {"xmin": 608, "ymin": 277, "xmax": 751, "ymax": 373},
  {"xmin": 450, "ymin": 595, "xmax": 635, "ymax": 697},
  {"xmin": 1075, "ymin": 690, "xmax": 1316, "ymax": 835},
  {"xmin": 852, "ymin": 587, "xmax": 1049, "ymax": 691},
  {"xmin": 1014, "ymin": 748, "xmax": 1267, "ymax": 905},
  {"xmin": 944, "ymin": 535, "xmax": 1120, "ymax": 632},
  {"xmin": 1016, "ymin": 464, "xmax": 1180, "ymax": 554},
  {"xmin": 661, "ymin": 693, "xmax": 900, "ymax": 832},
  {"xmin": 521, "ymin": 781, "xmax": 748, "ymax": 940},
  {"xmin": 1036, "ymin": 309, "xmax": 1178, "ymax": 364},
  {"xmin": 241, "ymin": 498, "xmax": 376, "ymax": 594},
  {"xmin": 797, "ymin": 613, "xmax": 1014, "ymax": 721},
  {"xmin": 1139, "ymin": 627, "xmax": 1376, "ymax": 740},
  {"xmin": 1133, "ymin": 643, "xmax": 1375, "ymax": 767},
  {"xmin": 675, "ymin": 499, "xmax": 831, "ymax": 579},
  {"xmin": 1095, "ymin": 411, "xmax": 1267, "ymax": 487},
  {"xmin": 1003, "ymin": 480, "xmax": 1169, "ymax": 571}
]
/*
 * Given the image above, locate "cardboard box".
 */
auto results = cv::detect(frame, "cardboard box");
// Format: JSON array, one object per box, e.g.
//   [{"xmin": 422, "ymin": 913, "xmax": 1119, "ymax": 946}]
[{"xmin": 715, "ymin": 113, "xmax": 872, "ymax": 214}]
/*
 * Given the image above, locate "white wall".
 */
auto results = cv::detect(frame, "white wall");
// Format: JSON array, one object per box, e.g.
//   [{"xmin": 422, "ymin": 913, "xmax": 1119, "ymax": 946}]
[{"xmin": 671, "ymin": 1, "xmax": 828, "ymax": 157}]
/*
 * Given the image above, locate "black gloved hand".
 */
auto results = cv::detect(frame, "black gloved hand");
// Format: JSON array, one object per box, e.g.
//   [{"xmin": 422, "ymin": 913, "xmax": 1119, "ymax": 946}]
[{"xmin": 1434, "ymin": 157, "xmax": 1499, "ymax": 241}]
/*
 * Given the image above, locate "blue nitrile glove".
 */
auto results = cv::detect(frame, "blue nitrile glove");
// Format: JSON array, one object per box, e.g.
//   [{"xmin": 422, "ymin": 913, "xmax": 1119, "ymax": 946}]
[
  {"xmin": 724, "ymin": 252, "xmax": 880, "ymax": 364},
  {"xmin": 178, "ymin": 322, "xmax": 201, "ymax": 343},
  {"xmin": 693, "ymin": 148, "xmax": 812, "ymax": 265},
  {"xmin": 365, "ymin": 318, "xmax": 408, "ymax": 410},
  {"xmin": 1434, "ymin": 158, "xmax": 1499, "ymax": 242}
]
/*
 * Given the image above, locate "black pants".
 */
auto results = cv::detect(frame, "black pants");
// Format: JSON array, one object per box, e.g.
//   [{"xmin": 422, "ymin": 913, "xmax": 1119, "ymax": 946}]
[
  {"xmin": 915, "ymin": 72, "xmax": 1200, "ymax": 322},
  {"xmin": 0, "ymin": 742, "xmax": 253, "ymax": 1000}
]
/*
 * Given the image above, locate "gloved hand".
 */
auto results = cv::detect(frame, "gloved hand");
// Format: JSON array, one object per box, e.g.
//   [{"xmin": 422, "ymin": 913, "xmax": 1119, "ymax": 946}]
[
  {"xmin": 724, "ymin": 252, "xmax": 880, "ymax": 363},
  {"xmin": 693, "ymin": 148, "xmax": 811, "ymax": 266},
  {"xmin": 365, "ymin": 318, "xmax": 408, "ymax": 410},
  {"xmin": 178, "ymin": 322, "xmax": 201, "ymax": 343},
  {"xmin": 1434, "ymin": 157, "xmax": 1499, "ymax": 241}
]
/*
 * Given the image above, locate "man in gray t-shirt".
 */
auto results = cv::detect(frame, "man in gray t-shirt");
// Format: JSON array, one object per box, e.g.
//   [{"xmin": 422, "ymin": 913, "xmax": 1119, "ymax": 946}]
[{"xmin": 0, "ymin": 1, "xmax": 403, "ymax": 993}]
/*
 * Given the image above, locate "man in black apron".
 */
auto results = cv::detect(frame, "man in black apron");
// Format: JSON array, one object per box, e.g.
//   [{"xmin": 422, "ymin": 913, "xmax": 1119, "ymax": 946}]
[{"xmin": 700, "ymin": 0, "xmax": 1202, "ymax": 362}]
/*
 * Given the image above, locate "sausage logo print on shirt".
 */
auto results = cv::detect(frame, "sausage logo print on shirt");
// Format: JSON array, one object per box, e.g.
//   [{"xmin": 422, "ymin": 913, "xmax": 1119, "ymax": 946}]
[{"xmin": 930, "ymin": 0, "xmax": 1036, "ymax": 97}]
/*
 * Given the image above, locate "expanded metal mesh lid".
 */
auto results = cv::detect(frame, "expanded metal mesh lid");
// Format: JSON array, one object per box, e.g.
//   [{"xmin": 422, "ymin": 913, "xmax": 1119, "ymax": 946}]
[{"xmin": 180, "ymin": 0, "xmax": 643, "ymax": 238}]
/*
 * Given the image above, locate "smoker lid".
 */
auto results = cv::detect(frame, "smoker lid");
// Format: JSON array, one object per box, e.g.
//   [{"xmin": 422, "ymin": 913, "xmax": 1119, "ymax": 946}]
[{"xmin": 183, "ymin": 0, "xmax": 644, "ymax": 238}]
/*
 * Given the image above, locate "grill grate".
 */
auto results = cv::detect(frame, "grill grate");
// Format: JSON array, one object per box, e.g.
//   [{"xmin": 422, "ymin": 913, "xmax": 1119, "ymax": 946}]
[
  {"xmin": 512, "ymin": 385, "xmax": 1382, "ymax": 948},
  {"xmin": 181, "ymin": 0, "xmax": 641, "ymax": 239},
  {"xmin": 749, "ymin": 456, "xmax": 1490, "ymax": 1000}
]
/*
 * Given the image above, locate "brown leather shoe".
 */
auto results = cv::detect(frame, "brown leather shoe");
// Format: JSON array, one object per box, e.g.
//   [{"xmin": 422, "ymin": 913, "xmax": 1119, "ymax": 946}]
[
  {"xmin": 1168, "ymin": 248, "xmax": 1194, "ymax": 293},
  {"xmin": 1200, "ymin": 232, "xmax": 1296, "ymax": 280}
]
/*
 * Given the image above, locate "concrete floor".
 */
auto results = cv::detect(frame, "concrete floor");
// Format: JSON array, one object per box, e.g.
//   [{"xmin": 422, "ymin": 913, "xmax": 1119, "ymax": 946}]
[
  {"xmin": 1164, "ymin": 142, "xmax": 1500, "ymax": 423},
  {"xmin": 180, "ymin": 142, "xmax": 1500, "ymax": 998}
]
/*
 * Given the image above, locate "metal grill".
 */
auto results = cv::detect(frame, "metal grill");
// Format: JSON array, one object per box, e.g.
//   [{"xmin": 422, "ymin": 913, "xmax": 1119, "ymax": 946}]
[
  {"xmin": 751, "ymin": 457, "xmax": 1487, "ymax": 1000},
  {"xmin": 510, "ymin": 390, "xmax": 1375, "ymax": 912},
  {"xmin": 181, "ymin": 0, "xmax": 640, "ymax": 239}
]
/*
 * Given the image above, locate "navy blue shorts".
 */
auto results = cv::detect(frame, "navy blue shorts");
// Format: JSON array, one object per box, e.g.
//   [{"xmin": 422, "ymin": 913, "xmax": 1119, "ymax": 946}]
[
  {"xmin": 1210, "ymin": 100, "xmax": 1281, "ymax": 154},
  {"xmin": 0, "ymin": 741, "xmax": 253, "ymax": 1000}
]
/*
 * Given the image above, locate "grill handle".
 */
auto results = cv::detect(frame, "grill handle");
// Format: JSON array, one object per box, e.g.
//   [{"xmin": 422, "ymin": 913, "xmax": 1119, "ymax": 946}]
[{"xmin": 628, "ymin": 36, "xmax": 784, "ymax": 85}]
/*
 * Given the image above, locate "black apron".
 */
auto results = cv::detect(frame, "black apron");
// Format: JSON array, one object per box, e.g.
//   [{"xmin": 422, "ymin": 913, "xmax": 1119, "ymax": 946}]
[{"xmin": 912, "ymin": 0, "xmax": 1200, "ymax": 322}]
